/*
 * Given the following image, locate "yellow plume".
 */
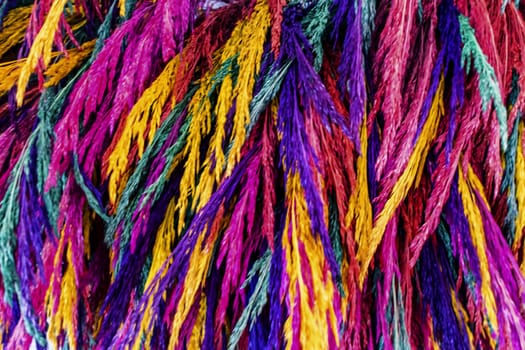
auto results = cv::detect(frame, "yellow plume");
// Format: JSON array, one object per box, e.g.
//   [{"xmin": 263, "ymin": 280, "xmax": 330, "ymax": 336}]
[
  {"xmin": 191, "ymin": 0, "xmax": 270, "ymax": 212},
  {"xmin": 357, "ymin": 77, "xmax": 445, "ymax": 287},
  {"xmin": 282, "ymin": 173, "xmax": 338, "ymax": 350},
  {"xmin": 346, "ymin": 118, "xmax": 373, "ymax": 246},
  {"xmin": 0, "ymin": 6, "xmax": 32, "ymax": 58},
  {"xmin": 44, "ymin": 39, "xmax": 95, "ymax": 87},
  {"xmin": 16, "ymin": 0, "xmax": 69, "ymax": 105},
  {"xmin": 106, "ymin": 57, "xmax": 179, "ymax": 205},
  {"xmin": 457, "ymin": 167, "xmax": 499, "ymax": 342},
  {"xmin": 46, "ymin": 239, "xmax": 78, "ymax": 349},
  {"xmin": 131, "ymin": 199, "xmax": 178, "ymax": 350},
  {"xmin": 167, "ymin": 232, "xmax": 214, "ymax": 349},
  {"xmin": 514, "ymin": 123, "xmax": 525, "ymax": 270},
  {"xmin": 188, "ymin": 294, "xmax": 207, "ymax": 350}
]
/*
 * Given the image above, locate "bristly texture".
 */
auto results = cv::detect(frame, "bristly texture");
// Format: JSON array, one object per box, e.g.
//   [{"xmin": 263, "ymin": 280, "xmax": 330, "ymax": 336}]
[{"xmin": 2, "ymin": 0, "xmax": 525, "ymax": 348}]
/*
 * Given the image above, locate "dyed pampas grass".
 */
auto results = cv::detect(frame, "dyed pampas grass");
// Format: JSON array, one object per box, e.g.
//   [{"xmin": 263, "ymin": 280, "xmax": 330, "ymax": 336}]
[{"xmin": 2, "ymin": 0, "xmax": 525, "ymax": 348}]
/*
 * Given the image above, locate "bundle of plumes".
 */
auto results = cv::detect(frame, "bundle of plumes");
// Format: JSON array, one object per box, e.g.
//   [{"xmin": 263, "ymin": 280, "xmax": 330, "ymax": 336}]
[{"xmin": 2, "ymin": 0, "xmax": 525, "ymax": 348}]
